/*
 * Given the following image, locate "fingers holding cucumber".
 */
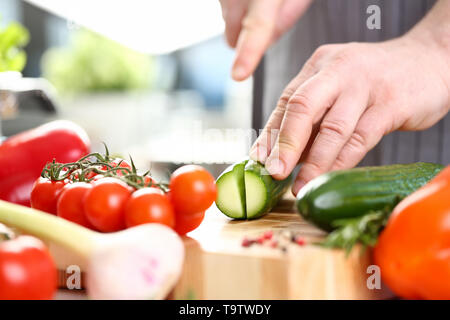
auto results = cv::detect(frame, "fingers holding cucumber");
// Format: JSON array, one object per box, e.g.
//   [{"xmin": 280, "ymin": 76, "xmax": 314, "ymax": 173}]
[{"xmin": 215, "ymin": 159, "xmax": 293, "ymax": 219}]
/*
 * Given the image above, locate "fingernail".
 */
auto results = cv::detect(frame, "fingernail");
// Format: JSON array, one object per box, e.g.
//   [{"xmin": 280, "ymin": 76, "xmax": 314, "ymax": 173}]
[
  {"xmin": 249, "ymin": 145, "xmax": 268, "ymax": 163},
  {"xmin": 232, "ymin": 66, "xmax": 246, "ymax": 80},
  {"xmin": 293, "ymin": 179, "xmax": 306, "ymax": 195},
  {"xmin": 265, "ymin": 157, "xmax": 285, "ymax": 176}
]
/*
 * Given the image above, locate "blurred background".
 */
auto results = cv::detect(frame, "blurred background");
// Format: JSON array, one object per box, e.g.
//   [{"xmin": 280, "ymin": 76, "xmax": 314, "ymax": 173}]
[{"xmin": 0, "ymin": 0, "xmax": 253, "ymax": 179}]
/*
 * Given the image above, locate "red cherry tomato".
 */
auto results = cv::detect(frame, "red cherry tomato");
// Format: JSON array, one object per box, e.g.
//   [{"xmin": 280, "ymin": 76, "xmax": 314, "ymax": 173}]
[
  {"xmin": 61, "ymin": 167, "xmax": 93, "ymax": 182},
  {"xmin": 125, "ymin": 188, "xmax": 175, "ymax": 228},
  {"xmin": 84, "ymin": 177, "xmax": 131, "ymax": 232},
  {"xmin": 30, "ymin": 177, "xmax": 66, "ymax": 214},
  {"xmin": 143, "ymin": 176, "xmax": 159, "ymax": 188},
  {"xmin": 169, "ymin": 165, "xmax": 216, "ymax": 215},
  {"xmin": 57, "ymin": 182, "xmax": 95, "ymax": 229},
  {"xmin": 174, "ymin": 211, "xmax": 205, "ymax": 236},
  {"xmin": 109, "ymin": 158, "xmax": 132, "ymax": 176},
  {"xmin": 84, "ymin": 170, "xmax": 98, "ymax": 180},
  {"xmin": 0, "ymin": 235, "xmax": 57, "ymax": 300},
  {"xmin": 67, "ymin": 168, "xmax": 99, "ymax": 181}
]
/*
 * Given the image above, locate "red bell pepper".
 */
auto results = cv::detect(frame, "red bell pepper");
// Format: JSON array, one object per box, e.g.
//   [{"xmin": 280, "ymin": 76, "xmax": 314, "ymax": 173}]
[{"xmin": 0, "ymin": 120, "xmax": 90, "ymax": 206}]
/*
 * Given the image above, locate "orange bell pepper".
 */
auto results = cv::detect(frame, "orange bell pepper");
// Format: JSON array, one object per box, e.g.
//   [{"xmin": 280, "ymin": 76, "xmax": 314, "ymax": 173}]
[{"xmin": 374, "ymin": 166, "xmax": 450, "ymax": 299}]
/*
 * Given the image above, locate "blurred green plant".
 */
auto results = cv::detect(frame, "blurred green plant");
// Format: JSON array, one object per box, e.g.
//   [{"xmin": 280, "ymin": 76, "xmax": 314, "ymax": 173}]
[
  {"xmin": 0, "ymin": 20, "xmax": 30, "ymax": 72},
  {"xmin": 41, "ymin": 29, "xmax": 154, "ymax": 94}
]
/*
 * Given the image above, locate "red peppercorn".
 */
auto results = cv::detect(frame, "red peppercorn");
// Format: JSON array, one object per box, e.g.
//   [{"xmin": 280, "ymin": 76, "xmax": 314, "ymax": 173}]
[
  {"xmin": 270, "ymin": 240, "xmax": 278, "ymax": 248},
  {"xmin": 295, "ymin": 236, "xmax": 306, "ymax": 246},
  {"xmin": 241, "ymin": 237, "xmax": 254, "ymax": 247},
  {"xmin": 263, "ymin": 230, "xmax": 273, "ymax": 240}
]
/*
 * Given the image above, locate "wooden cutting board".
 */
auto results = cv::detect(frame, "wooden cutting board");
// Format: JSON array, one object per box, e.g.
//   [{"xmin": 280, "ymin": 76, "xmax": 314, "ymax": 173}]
[{"xmin": 53, "ymin": 194, "xmax": 392, "ymax": 299}]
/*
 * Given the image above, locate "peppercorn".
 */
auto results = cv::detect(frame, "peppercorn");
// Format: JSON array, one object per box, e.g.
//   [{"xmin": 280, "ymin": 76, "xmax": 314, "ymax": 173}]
[
  {"xmin": 241, "ymin": 237, "xmax": 254, "ymax": 247},
  {"xmin": 295, "ymin": 236, "xmax": 306, "ymax": 246},
  {"xmin": 263, "ymin": 230, "xmax": 273, "ymax": 240}
]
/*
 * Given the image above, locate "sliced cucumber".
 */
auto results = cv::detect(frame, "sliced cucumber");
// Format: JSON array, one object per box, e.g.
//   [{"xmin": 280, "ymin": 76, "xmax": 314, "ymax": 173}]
[
  {"xmin": 244, "ymin": 160, "xmax": 292, "ymax": 219},
  {"xmin": 215, "ymin": 160, "xmax": 247, "ymax": 219},
  {"xmin": 243, "ymin": 170, "xmax": 268, "ymax": 219},
  {"xmin": 215, "ymin": 158, "xmax": 292, "ymax": 219}
]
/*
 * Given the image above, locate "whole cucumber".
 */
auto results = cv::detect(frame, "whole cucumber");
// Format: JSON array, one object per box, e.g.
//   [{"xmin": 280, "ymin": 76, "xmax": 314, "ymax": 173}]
[{"xmin": 296, "ymin": 162, "xmax": 444, "ymax": 231}]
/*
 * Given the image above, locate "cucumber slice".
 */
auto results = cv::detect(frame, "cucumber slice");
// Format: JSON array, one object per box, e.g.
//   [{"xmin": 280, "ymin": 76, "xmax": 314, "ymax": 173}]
[
  {"xmin": 244, "ymin": 160, "xmax": 292, "ymax": 219},
  {"xmin": 215, "ymin": 160, "xmax": 247, "ymax": 219},
  {"xmin": 243, "ymin": 170, "xmax": 268, "ymax": 218},
  {"xmin": 215, "ymin": 158, "xmax": 292, "ymax": 219}
]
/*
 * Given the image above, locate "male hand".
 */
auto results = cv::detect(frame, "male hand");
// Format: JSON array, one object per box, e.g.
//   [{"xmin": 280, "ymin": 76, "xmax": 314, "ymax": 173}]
[
  {"xmin": 249, "ymin": 34, "xmax": 450, "ymax": 195},
  {"xmin": 219, "ymin": 0, "xmax": 312, "ymax": 81}
]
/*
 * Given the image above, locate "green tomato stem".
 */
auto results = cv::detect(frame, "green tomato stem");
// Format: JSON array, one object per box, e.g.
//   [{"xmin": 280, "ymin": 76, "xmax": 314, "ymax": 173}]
[{"xmin": 0, "ymin": 200, "xmax": 97, "ymax": 258}]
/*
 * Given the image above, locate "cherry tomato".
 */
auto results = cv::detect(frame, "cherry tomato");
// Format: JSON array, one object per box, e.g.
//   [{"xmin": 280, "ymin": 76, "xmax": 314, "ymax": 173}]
[
  {"xmin": 30, "ymin": 177, "xmax": 66, "ymax": 214},
  {"xmin": 109, "ymin": 158, "xmax": 132, "ymax": 176},
  {"xmin": 169, "ymin": 165, "xmax": 216, "ymax": 215},
  {"xmin": 0, "ymin": 235, "xmax": 57, "ymax": 300},
  {"xmin": 57, "ymin": 182, "xmax": 95, "ymax": 229},
  {"xmin": 143, "ymin": 176, "xmax": 160, "ymax": 189},
  {"xmin": 83, "ymin": 170, "xmax": 98, "ymax": 180},
  {"xmin": 84, "ymin": 177, "xmax": 131, "ymax": 232},
  {"xmin": 125, "ymin": 188, "xmax": 175, "ymax": 228},
  {"xmin": 68, "ymin": 168, "xmax": 101, "ymax": 181},
  {"xmin": 60, "ymin": 167, "xmax": 95, "ymax": 182},
  {"xmin": 174, "ymin": 211, "xmax": 205, "ymax": 236}
]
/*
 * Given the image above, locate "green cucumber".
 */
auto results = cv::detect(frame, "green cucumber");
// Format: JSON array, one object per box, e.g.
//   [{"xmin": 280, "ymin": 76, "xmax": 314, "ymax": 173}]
[
  {"xmin": 215, "ymin": 159, "xmax": 292, "ymax": 219},
  {"xmin": 296, "ymin": 162, "xmax": 444, "ymax": 231}
]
